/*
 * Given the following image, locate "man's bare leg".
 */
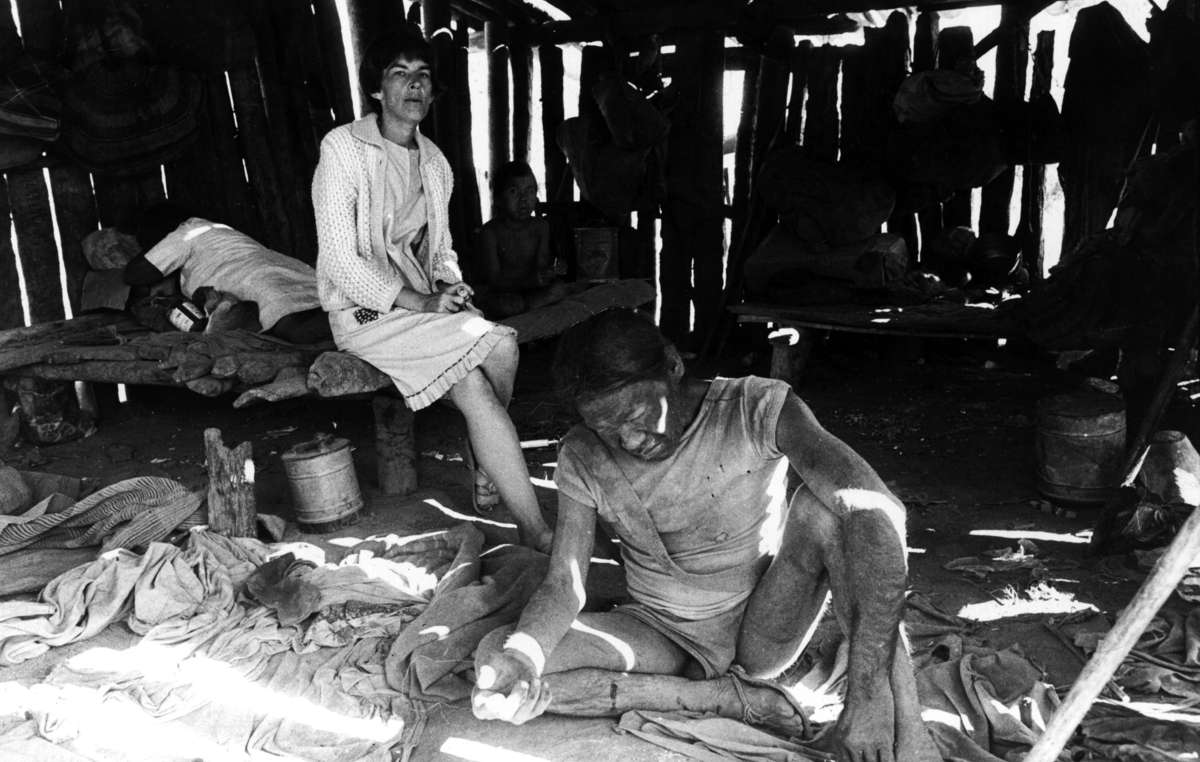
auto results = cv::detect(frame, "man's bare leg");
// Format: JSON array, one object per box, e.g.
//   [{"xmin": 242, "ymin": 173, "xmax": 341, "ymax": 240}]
[
  {"xmin": 735, "ymin": 487, "xmax": 940, "ymax": 760},
  {"xmin": 477, "ymin": 612, "xmax": 806, "ymax": 734}
]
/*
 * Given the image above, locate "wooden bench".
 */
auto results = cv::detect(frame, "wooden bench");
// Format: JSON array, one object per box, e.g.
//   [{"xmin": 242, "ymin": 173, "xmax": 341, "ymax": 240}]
[
  {"xmin": 1, "ymin": 280, "xmax": 656, "ymax": 496},
  {"xmin": 730, "ymin": 300, "xmax": 1017, "ymax": 384}
]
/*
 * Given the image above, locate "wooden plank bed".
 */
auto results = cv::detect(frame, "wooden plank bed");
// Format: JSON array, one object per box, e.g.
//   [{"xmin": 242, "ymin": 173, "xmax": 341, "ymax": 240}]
[
  {"xmin": 1, "ymin": 280, "xmax": 655, "ymax": 494},
  {"xmin": 730, "ymin": 300, "xmax": 1018, "ymax": 383}
]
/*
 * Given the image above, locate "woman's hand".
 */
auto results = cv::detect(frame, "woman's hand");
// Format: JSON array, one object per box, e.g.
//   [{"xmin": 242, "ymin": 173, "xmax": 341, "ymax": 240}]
[{"xmin": 422, "ymin": 282, "xmax": 476, "ymax": 313}]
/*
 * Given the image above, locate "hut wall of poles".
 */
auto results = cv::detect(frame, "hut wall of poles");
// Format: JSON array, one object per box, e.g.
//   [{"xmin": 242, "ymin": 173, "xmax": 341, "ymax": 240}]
[{"xmin": 0, "ymin": 0, "xmax": 1180, "ymax": 345}]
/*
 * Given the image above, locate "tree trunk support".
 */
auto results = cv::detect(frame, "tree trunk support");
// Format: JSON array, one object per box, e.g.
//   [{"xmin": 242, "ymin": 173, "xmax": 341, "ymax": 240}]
[
  {"xmin": 373, "ymin": 394, "xmax": 417, "ymax": 496},
  {"xmin": 205, "ymin": 428, "xmax": 257, "ymax": 538}
]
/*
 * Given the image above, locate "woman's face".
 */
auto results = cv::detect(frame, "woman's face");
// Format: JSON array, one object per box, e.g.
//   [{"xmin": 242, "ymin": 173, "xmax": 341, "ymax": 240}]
[{"xmin": 372, "ymin": 55, "xmax": 433, "ymax": 128}]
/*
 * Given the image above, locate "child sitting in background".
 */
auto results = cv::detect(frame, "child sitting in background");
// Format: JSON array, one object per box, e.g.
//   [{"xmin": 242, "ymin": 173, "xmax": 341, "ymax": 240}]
[{"xmin": 473, "ymin": 161, "xmax": 568, "ymax": 318}]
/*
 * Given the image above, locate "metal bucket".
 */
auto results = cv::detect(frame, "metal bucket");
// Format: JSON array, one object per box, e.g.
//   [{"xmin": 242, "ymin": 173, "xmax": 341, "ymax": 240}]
[
  {"xmin": 281, "ymin": 434, "xmax": 363, "ymax": 532},
  {"xmin": 1035, "ymin": 389, "xmax": 1126, "ymax": 504}
]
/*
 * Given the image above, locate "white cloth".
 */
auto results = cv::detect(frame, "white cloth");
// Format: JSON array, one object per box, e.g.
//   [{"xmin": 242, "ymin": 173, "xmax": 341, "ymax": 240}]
[
  {"xmin": 143, "ymin": 218, "xmax": 321, "ymax": 330},
  {"xmin": 312, "ymin": 115, "xmax": 462, "ymax": 314}
]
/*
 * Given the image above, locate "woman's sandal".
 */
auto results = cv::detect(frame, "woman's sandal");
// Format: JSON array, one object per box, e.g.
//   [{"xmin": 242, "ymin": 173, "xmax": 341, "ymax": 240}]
[{"xmin": 465, "ymin": 441, "xmax": 502, "ymax": 515}]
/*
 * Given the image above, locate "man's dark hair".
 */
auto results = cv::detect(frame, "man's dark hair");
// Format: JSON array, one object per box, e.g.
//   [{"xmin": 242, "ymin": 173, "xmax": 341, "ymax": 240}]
[
  {"xmin": 359, "ymin": 24, "xmax": 439, "ymax": 114},
  {"xmin": 492, "ymin": 160, "xmax": 535, "ymax": 197},
  {"xmin": 134, "ymin": 202, "xmax": 193, "ymax": 251},
  {"xmin": 553, "ymin": 309, "xmax": 672, "ymax": 403}
]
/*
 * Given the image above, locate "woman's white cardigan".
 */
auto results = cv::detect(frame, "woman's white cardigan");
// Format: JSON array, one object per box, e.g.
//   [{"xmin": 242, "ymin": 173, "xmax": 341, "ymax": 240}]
[{"xmin": 312, "ymin": 115, "xmax": 463, "ymax": 314}]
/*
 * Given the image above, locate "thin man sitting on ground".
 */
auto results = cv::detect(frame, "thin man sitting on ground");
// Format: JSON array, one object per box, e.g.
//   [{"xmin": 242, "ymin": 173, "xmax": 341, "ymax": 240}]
[
  {"xmin": 124, "ymin": 203, "xmax": 332, "ymax": 344},
  {"xmin": 471, "ymin": 309, "xmax": 939, "ymax": 762}
]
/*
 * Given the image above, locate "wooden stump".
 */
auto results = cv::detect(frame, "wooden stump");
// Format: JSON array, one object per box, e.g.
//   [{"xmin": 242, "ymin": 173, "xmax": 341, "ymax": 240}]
[
  {"xmin": 205, "ymin": 428, "xmax": 257, "ymax": 537},
  {"xmin": 768, "ymin": 328, "xmax": 813, "ymax": 387},
  {"xmin": 373, "ymin": 394, "xmax": 417, "ymax": 496}
]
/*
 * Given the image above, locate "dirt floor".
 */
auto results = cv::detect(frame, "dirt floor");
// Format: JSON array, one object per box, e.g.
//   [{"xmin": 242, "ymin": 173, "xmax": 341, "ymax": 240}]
[{"xmin": 1, "ymin": 330, "xmax": 1164, "ymax": 760}]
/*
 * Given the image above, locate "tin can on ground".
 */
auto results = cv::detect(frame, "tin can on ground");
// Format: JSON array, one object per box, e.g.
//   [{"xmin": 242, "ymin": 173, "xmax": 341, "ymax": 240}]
[
  {"xmin": 281, "ymin": 433, "xmax": 363, "ymax": 533},
  {"xmin": 1035, "ymin": 388, "xmax": 1126, "ymax": 505}
]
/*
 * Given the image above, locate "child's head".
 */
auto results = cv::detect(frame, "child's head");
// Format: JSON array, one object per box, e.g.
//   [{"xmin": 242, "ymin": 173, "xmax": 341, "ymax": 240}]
[{"xmin": 493, "ymin": 161, "xmax": 538, "ymax": 221}]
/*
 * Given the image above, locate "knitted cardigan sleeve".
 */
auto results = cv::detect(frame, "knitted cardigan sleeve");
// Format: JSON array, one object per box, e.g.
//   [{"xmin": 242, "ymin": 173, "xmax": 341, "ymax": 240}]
[{"xmin": 313, "ymin": 130, "xmax": 404, "ymax": 313}]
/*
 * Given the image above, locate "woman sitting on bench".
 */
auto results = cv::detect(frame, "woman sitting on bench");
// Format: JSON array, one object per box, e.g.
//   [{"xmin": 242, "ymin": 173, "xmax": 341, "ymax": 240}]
[{"xmin": 311, "ymin": 25, "xmax": 552, "ymax": 552}]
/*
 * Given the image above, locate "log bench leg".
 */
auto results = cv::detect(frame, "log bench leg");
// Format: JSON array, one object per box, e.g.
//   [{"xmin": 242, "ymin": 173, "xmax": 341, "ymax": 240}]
[
  {"xmin": 768, "ymin": 327, "xmax": 813, "ymax": 386},
  {"xmin": 373, "ymin": 394, "xmax": 417, "ymax": 496},
  {"xmin": 205, "ymin": 428, "xmax": 257, "ymax": 538}
]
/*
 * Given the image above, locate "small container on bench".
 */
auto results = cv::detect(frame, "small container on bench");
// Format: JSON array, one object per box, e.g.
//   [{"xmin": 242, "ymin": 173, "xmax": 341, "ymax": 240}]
[{"xmin": 282, "ymin": 433, "xmax": 363, "ymax": 533}]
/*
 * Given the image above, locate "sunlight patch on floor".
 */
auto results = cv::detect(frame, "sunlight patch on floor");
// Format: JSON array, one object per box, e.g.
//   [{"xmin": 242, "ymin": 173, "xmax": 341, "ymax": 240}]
[
  {"xmin": 970, "ymin": 528, "xmax": 1090, "ymax": 545},
  {"xmin": 441, "ymin": 737, "xmax": 551, "ymax": 762},
  {"xmin": 956, "ymin": 582, "xmax": 1097, "ymax": 622}
]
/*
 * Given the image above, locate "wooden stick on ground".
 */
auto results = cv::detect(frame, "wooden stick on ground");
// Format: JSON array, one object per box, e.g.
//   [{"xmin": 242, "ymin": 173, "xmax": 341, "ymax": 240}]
[
  {"xmin": 1024, "ymin": 503, "xmax": 1200, "ymax": 762},
  {"xmin": 205, "ymin": 428, "xmax": 257, "ymax": 538}
]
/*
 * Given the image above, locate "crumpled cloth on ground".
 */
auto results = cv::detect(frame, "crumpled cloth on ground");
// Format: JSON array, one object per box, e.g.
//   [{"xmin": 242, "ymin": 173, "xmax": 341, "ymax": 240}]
[
  {"xmin": 387, "ymin": 539, "xmax": 549, "ymax": 701},
  {"xmin": 616, "ymin": 711, "xmax": 832, "ymax": 762},
  {"xmin": 0, "ymin": 529, "xmax": 263, "ymax": 665},
  {"xmin": 0, "ymin": 476, "xmax": 202, "ymax": 556},
  {"xmin": 1107, "ymin": 606, "xmax": 1200, "ymax": 701},
  {"xmin": 0, "ymin": 522, "xmax": 543, "ymax": 761},
  {"xmin": 1080, "ymin": 699, "xmax": 1200, "ymax": 762}
]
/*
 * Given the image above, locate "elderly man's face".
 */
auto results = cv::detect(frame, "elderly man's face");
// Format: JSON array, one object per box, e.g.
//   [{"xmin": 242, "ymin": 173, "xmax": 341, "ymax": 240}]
[
  {"xmin": 578, "ymin": 378, "xmax": 683, "ymax": 460},
  {"xmin": 372, "ymin": 55, "xmax": 433, "ymax": 126}
]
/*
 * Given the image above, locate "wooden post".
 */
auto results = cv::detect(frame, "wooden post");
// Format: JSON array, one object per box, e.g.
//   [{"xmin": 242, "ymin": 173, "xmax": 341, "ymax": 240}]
[
  {"xmin": 980, "ymin": 7, "xmax": 1029, "ymax": 235},
  {"xmin": 769, "ymin": 328, "xmax": 813, "ymax": 387},
  {"xmin": 803, "ymin": 45, "xmax": 840, "ymax": 164},
  {"xmin": 204, "ymin": 428, "xmax": 257, "ymax": 538},
  {"xmin": 373, "ymin": 394, "xmax": 417, "ymax": 496},
  {"xmin": 312, "ymin": 0, "xmax": 357, "ymax": 123},
  {"xmin": 7, "ymin": 169, "xmax": 65, "ymax": 324},
  {"xmin": 730, "ymin": 51, "xmax": 760, "ymax": 252},
  {"xmin": 0, "ymin": 175, "xmax": 24, "ymax": 330},
  {"xmin": 877, "ymin": 12, "xmax": 917, "ymax": 258},
  {"xmin": 453, "ymin": 22, "xmax": 484, "ymax": 247},
  {"xmin": 511, "ymin": 40, "xmax": 533, "ymax": 165},
  {"xmin": 486, "ymin": 21, "xmax": 511, "ymax": 191},
  {"xmin": 1025, "ymin": 504, "xmax": 1200, "ymax": 762},
  {"xmin": 913, "ymin": 11, "xmax": 941, "ymax": 261},
  {"xmin": 660, "ymin": 30, "xmax": 724, "ymax": 343},
  {"xmin": 539, "ymin": 43, "xmax": 569, "ymax": 203},
  {"xmin": 1019, "ymin": 30, "xmax": 1055, "ymax": 282},
  {"xmin": 783, "ymin": 41, "xmax": 810, "ymax": 145},
  {"xmin": 937, "ymin": 26, "xmax": 974, "ymax": 229}
]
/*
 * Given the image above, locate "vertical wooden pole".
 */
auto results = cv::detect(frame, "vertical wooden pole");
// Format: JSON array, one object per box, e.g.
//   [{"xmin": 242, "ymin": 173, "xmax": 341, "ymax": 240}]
[
  {"xmin": 937, "ymin": 26, "xmax": 974, "ymax": 229},
  {"xmin": 453, "ymin": 22, "xmax": 483, "ymax": 247},
  {"xmin": 421, "ymin": 0, "xmax": 453, "ymax": 147},
  {"xmin": 980, "ymin": 8, "xmax": 1029, "ymax": 235},
  {"xmin": 0, "ymin": 176, "xmax": 23, "ymax": 330},
  {"xmin": 511, "ymin": 40, "xmax": 533, "ymax": 165},
  {"xmin": 205, "ymin": 428, "xmax": 257, "ymax": 538},
  {"xmin": 839, "ymin": 42, "xmax": 869, "ymax": 166},
  {"xmin": 913, "ymin": 12, "xmax": 942, "ymax": 259},
  {"xmin": 783, "ymin": 41, "xmax": 811, "ymax": 146},
  {"xmin": 7, "ymin": 170, "xmax": 64, "ymax": 323},
  {"xmin": 47, "ymin": 166, "xmax": 100, "ymax": 313},
  {"xmin": 803, "ymin": 46, "xmax": 841, "ymax": 164},
  {"xmin": 486, "ymin": 21, "xmax": 511, "ymax": 192},
  {"xmin": 373, "ymin": 394, "xmax": 417, "ymax": 496},
  {"xmin": 729, "ymin": 52, "xmax": 760, "ymax": 254},
  {"xmin": 660, "ymin": 31, "xmax": 724, "ymax": 343},
  {"xmin": 12, "ymin": 0, "xmax": 61, "ymax": 58},
  {"xmin": 312, "ymin": 0, "xmax": 357, "ymax": 122},
  {"xmin": 878, "ymin": 12, "xmax": 917, "ymax": 258},
  {"xmin": 344, "ymin": 0, "xmax": 389, "ymax": 110},
  {"xmin": 1019, "ymin": 30, "xmax": 1055, "ymax": 283},
  {"xmin": 539, "ymin": 43, "xmax": 569, "ymax": 203}
]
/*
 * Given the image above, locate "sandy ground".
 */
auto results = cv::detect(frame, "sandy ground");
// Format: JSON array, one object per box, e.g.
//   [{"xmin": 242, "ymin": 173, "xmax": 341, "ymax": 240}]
[{"xmin": 1, "ymin": 333, "xmax": 1162, "ymax": 760}]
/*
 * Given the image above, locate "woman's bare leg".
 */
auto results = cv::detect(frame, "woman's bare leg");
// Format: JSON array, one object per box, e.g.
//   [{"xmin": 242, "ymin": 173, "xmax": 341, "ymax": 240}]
[
  {"xmin": 476, "ymin": 331, "xmax": 519, "ymax": 407},
  {"xmin": 449, "ymin": 368, "xmax": 549, "ymax": 549}
]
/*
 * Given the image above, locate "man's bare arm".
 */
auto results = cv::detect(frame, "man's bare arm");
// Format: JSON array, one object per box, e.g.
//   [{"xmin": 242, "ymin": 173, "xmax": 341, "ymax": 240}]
[
  {"xmin": 515, "ymin": 494, "xmax": 598, "ymax": 660},
  {"xmin": 775, "ymin": 394, "xmax": 907, "ymax": 707}
]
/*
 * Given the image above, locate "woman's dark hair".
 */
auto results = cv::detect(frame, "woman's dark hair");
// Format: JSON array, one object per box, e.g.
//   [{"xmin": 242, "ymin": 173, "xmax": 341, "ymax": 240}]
[
  {"xmin": 492, "ymin": 161, "xmax": 535, "ymax": 197},
  {"xmin": 553, "ymin": 309, "xmax": 672, "ymax": 404},
  {"xmin": 359, "ymin": 24, "xmax": 439, "ymax": 113},
  {"xmin": 134, "ymin": 202, "xmax": 193, "ymax": 251}
]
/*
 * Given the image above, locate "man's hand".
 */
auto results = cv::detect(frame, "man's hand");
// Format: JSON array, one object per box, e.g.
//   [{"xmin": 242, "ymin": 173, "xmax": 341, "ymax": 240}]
[
  {"xmin": 831, "ymin": 681, "xmax": 896, "ymax": 762},
  {"xmin": 471, "ymin": 650, "xmax": 551, "ymax": 724}
]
